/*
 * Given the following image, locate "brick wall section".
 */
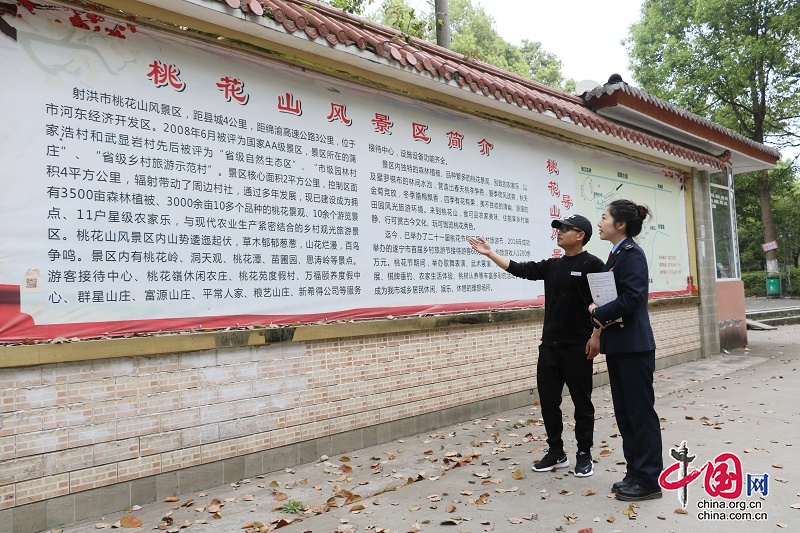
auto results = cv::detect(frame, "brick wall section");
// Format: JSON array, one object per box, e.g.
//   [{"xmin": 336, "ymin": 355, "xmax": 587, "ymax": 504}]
[{"xmin": 0, "ymin": 303, "xmax": 699, "ymax": 509}]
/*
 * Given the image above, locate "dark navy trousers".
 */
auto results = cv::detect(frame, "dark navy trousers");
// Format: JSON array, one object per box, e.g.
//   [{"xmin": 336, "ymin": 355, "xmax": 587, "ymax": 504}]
[{"xmin": 606, "ymin": 349, "xmax": 663, "ymax": 488}]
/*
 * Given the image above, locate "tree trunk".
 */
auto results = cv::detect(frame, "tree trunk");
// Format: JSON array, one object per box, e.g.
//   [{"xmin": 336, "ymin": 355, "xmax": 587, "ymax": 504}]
[
  {"xmin": 434, "ymin": 0, "xmax": 450, "ymax": 48},
  {"xmin": 757, "ymin": 169, "xmax": 779, "ymax": 273}
]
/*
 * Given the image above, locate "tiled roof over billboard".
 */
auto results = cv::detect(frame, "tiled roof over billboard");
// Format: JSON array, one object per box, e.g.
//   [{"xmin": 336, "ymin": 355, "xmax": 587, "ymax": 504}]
[{"xmin": 196, "ymin": 0, "xmax": 779, "ymax": 171}]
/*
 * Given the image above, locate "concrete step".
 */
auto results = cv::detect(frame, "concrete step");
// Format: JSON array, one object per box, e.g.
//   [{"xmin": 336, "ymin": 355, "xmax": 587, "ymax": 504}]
[
  {"xmin": 746, "ymin": 319, "xmax": 777, "ymax": 331},
  {"xmin": 751, "ymin": 315, "xmax": 800, "ymax": 327},
  {"xmin": 745, "ymin": 305, "xmax": 800, "ymax": 329}
]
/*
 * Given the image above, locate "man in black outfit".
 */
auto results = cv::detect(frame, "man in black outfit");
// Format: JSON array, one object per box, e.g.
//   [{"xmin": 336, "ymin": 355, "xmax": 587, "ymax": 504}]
[{"xmin": 468, "ymin": 214, "xmax": 604, "ymax": 477}]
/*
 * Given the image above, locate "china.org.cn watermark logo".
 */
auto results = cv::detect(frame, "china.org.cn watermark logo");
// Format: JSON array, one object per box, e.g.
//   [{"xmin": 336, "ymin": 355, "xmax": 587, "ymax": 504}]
[{"xmin": 658, "ymin": 440, "xmax": 769, "ymax": 519}]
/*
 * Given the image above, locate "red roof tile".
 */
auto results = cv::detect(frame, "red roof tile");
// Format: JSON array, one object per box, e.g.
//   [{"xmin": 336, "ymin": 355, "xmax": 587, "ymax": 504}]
[
  {"xmin": 585, "ymin": 81, "xmax": 782, "ymax": 163},
  {"xmin": 201, "ymin": 0, "xmax": 778, "ymax": 171}
]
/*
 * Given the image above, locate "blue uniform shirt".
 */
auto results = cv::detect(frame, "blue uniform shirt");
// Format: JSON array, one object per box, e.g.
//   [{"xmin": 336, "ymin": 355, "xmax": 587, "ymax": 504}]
[{"xmin": 593, "ymin": 237, "xmax": 656, "ymax": 355}]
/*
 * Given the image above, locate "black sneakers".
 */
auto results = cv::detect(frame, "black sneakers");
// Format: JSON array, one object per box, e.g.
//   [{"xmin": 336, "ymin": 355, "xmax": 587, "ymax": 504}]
[
  {"xmin": 574, "ymin": 451, "xmax": 594, "ymax": 477},
  {"xmin": 532, "ymin": 450, "xmax": 569, "ymax": 472},
  {"xmin": 532, "ymin": 450, "xmax": 594, "ymax": 477}
]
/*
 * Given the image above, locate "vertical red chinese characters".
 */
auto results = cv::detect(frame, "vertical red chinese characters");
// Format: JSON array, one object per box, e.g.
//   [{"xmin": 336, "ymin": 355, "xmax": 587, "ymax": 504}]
[{"xmin": 547, "ymin": 158, "xmax": 563, "ymax": 257}]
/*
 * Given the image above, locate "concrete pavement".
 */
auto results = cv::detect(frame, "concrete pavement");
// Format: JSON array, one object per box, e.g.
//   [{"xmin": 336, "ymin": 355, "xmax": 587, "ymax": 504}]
[{"xmin": 53, "ymin": 325, "xmax": 800, "ymax": 533}]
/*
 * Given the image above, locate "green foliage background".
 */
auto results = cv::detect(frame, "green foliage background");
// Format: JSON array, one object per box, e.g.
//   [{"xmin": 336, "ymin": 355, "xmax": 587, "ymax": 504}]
[
  {"xmin": 735, "ymin": 163, "xmax": 800, "ymax": 273},
  {"xmin": 321, "ymin": 0, "xmax": 575, "ymax": 92},
  {"xmin": 626, "ymin": 0, "xmax": 800, "ymax": 277}
]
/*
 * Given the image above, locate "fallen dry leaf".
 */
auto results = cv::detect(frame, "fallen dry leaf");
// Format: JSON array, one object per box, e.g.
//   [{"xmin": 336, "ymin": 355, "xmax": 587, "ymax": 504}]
[
  {"xmin": 607, "ymin": 516, "xmax": 616, "ymax": 523},
  {"xmin": 164, "ymin": 497, "xmax": 180, "ymax": 503},
  {"xmin": 273, "ymin": 492, "xmax": 288, "ymax": 502},
  {"xmin": 408, "ymin": 522, "xmax": 422, "ymax": 533},
  {"xmin": 119, "ymin": 516, "xmax": 142, "ymax": 528},
  {"xmin": 508, "ymin": 518, "xmax": 523, "ymax": 524},
  {"xmin": 95, "ymin": 524, "xmax": 110, "ymax": 530},
  {"xmin": 272, "ymin": 518, "xmax": 294, "ymax": 529},
  {"xmin": 512, "ymin": 470, "xmax": 525, "ymax": 480},
  {"xmin": 446, "ymin": 505, "xmax": 457, "ymax": 513},
  {"xmin": 675, "ymin": 508, "xmax": 689, "ymax": 515},
  {"xmin": 584, "ymin": 489, "xmax": 596, "ymax": 496}
]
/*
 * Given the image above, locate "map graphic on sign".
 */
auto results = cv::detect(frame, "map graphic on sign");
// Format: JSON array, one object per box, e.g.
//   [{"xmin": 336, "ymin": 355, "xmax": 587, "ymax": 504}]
[{"xmin": 574, "ymin": 162, "xmax": 691, "ymax": 295}]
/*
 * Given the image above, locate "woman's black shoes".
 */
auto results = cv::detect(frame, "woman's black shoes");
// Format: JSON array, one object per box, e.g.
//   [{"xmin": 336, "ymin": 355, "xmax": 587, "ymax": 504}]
[
  {"xmin": 615, "ymin": 483, "xmax": 663, "ymax": 501},
  {"xmin": 611, "ymin": 479, "xmax": 630, "ymax": 493}
]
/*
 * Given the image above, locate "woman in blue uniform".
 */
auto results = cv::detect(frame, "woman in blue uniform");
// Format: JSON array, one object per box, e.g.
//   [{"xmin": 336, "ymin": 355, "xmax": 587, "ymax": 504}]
[{"xmin": 589, "ymin": 199, "xmax": 663, "ymax": 501}]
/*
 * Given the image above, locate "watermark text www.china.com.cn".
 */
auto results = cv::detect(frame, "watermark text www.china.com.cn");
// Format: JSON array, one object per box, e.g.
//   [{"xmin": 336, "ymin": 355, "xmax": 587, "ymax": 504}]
[{"xmin": 696, "ymin": 499, "xmax": 768, "ymax": 521}]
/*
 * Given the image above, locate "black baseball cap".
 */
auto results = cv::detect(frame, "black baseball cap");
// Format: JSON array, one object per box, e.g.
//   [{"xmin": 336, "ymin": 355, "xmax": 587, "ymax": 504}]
[{"xmin": 551, "ymin": 214, "xmax": 593, "ymax": 240}]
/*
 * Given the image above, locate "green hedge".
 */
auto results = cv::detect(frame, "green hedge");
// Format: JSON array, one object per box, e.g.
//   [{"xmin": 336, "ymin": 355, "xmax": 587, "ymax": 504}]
[{"xmin": 741, "ymin": 269, "xmax": 800, "ymax": 297}]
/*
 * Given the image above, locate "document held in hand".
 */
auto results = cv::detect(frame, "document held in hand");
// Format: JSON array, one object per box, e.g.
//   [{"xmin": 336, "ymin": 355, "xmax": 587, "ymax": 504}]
[{"xmin": 587, "ymin": 272, "xmax": 622, "ymax": 323}]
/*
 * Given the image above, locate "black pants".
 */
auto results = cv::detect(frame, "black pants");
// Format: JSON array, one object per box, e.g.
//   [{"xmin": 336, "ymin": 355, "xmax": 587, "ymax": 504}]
[
  {"xmin": 606, "ymin": 350, "xmax": 663, "ymax": 488},
  {"xmin": 537, "ymin": 342, "xmax": 595, "ymax": 454}
]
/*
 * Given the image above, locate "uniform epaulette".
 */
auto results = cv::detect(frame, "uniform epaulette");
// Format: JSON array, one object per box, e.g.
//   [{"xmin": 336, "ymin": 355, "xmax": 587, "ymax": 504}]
[{"xmin": 623, "ymin": 243, "xmax": 635, "ymax": 250}]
